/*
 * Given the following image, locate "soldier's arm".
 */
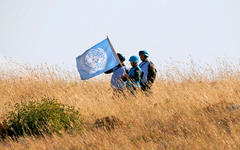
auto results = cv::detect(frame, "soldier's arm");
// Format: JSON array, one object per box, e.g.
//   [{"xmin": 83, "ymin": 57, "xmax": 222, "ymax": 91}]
[
  {"xmin": 104, "ymin": 69, "xmax": 113, "ymax": 74},
  {"xmin": 105, "ymin": 64, "xmax": 121, "ymax": 74}
]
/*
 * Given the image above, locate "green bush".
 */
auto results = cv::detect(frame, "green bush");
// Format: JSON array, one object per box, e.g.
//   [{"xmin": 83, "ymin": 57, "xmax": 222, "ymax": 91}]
[{"xmin": 1, "ymin": 97, "xmax": 82, "ymax": 138}]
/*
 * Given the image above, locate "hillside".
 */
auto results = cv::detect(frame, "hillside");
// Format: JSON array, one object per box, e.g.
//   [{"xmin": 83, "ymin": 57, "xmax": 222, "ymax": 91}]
[{"xmin": 0, "ymin": 61, "xmax": 240, "ymax": 149}]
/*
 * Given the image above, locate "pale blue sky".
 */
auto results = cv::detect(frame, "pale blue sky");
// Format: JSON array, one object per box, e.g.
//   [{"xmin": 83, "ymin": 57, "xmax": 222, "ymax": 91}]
[{"xmin": 0, "ymin": 0, "xmax": 240, "ymax": 70}]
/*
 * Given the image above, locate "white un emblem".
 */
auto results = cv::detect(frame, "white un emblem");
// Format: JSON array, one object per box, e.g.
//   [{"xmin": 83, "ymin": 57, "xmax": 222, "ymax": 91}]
[{"xmin": 84, "ymin": 48, "xmax": 107, "ymax": 73}]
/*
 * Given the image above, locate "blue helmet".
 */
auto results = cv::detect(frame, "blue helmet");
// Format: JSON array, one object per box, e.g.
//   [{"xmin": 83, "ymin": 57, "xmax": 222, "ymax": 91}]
[
  {"xmin": 129, "ymin": 56, "xmax": 139, "ymax": 63},
  {"xmin": 139, "ymin": 50, "xmax": 149, "ymax": 57},
  {"xmin": 117, "ymin": 53, "xmax": 125, "ymax": 61}
]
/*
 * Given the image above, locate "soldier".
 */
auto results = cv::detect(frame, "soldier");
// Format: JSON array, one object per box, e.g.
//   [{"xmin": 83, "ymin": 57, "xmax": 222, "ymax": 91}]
[
  {"xmin": 105, "ymin": 53, "xmax": 127, "ymax": 97},
  {"xmin": 121, "ymin": 56, "xmax": 143, "ymax": 96},
  {"xmin": 138, "ymin": 50, "xmax": 157, "ymax": 93}
]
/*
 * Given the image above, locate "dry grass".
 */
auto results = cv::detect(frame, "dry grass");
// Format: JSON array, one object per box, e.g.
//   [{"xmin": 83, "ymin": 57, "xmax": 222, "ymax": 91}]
[{"xmin": 1, "ymin": 59, "xmax": 240, "ymax": 149}]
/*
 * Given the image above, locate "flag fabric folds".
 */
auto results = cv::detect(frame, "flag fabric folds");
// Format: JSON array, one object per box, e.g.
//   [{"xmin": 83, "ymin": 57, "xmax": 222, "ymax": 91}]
[{"xmin": 76, "ymin": 38, "xmax": 119, "ymax": 80}]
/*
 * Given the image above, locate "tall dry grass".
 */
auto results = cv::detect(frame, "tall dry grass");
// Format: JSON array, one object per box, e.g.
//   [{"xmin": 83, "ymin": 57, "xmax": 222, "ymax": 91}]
[{"xmin": 1, "ymin": 59, "xmax": 240, "ymax": 149}]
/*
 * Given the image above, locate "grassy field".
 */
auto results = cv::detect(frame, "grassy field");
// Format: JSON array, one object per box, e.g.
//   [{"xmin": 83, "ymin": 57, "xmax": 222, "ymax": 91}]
[{"xmin": 1, "ymin": 60, "xmax": 240, "ymax": 149}]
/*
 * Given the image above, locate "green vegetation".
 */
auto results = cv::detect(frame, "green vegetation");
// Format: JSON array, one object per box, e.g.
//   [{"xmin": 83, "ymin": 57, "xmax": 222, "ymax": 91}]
[{"xmin": 1, "ymin": 97, "xmax": 82, "ymax": 138}]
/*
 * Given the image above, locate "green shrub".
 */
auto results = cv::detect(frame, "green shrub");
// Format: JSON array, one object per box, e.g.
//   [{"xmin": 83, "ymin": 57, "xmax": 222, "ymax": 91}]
[{"xmin": 1, "ymin": 97, "xmax": 82, "ymax": 138}]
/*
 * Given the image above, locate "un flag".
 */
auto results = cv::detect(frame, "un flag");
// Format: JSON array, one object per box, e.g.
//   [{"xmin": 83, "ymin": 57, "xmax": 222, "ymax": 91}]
[{"xmin": 76, "ymin": 38, "xmax": 119, "ymax": 80}]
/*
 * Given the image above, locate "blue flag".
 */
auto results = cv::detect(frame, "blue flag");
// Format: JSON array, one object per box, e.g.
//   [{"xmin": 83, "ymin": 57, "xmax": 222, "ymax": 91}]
[{"xmin": 76, "ymin": 38, "xmax": 119, "ymax": 80}]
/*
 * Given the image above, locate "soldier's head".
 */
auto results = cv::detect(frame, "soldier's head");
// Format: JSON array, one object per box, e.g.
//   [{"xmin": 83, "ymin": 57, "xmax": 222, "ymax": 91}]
[
  {"xmin": 117, "ymin": 53, "xmax": 125, "ymax": 63},
  {"xmin": 139, "ymin": 50, "xmax": 149, "ymax": 61},
  {"xmin": 129, "ymin": 56, "xmax": 139, "ymax": 67}
]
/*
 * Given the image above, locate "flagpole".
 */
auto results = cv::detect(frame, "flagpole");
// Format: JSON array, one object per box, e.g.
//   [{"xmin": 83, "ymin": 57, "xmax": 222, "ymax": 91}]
[{"xmin": 106, "ymin": 36, "xmax": 127, "ymax": 75}]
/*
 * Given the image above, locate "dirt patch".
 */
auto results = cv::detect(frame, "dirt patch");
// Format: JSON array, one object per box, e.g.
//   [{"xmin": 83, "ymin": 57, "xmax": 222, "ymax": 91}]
[
  {"xmin": 203, "ymin": 101, "xmax": 240, "ymax": 134},
  {"xmin": 0, "ymin": 123, "xmax": 4, "ymax": 138},
  {"xmin": 204, "ymin": 101, "xmax": 240, "ymax": 113},
  {"xmin": 94, "ymin": 116, "xmax": 124, "ymax": 131}
]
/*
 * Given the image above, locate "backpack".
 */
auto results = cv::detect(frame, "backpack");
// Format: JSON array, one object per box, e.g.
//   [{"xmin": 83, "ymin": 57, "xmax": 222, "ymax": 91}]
[{"xmin": 147, "ymin": 61, "xmax": 157, "ymax": 84}]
